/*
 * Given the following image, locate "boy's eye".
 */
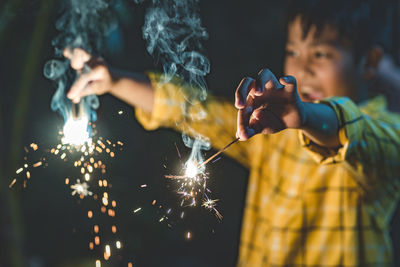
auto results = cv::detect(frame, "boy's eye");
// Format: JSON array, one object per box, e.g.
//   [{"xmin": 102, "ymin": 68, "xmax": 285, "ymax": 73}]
[
  {"xmin": 285, "ymin": 49, "xmax": 299, "ymax": 57},
  {"xmin": 314, "ymin": 51, "xmax": 331, "ymax": 59}
]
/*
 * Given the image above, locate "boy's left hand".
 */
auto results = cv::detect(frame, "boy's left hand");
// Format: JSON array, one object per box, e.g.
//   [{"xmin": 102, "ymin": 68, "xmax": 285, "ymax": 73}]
[{"xmin": 235, "ymin": 68, "xmax": 306, "ymax": 140}]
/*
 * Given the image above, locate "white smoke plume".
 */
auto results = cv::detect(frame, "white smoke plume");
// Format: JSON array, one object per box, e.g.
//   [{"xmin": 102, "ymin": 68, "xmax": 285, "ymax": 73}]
[
  {"xmin": 44, "ymin": 0, "xmax": 118, "ymax": 124},
  {"xmin": 140, "ymin": 0, "xmax": 211, "ymax": 154}
]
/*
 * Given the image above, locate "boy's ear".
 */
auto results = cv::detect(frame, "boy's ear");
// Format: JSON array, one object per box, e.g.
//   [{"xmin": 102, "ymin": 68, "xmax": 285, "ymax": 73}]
[{"xmin": 363, "ymin": 46, "xmax": 383, "ymax": 79}]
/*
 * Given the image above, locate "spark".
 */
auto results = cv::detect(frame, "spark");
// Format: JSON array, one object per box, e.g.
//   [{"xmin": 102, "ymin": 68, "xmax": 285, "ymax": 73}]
[
  {"xmin": 30, "ymin": 143, "xmax": 38, "ymax": 151},
  {"xmin": 118, "ymin": 110, "xmax": 123, "ymax": 115},
  {"xmin": 104, "ymin": 244, "xmax": 111, "ymax": 260},
  {"xmin": 70, "ymin": 179, "xmax": 92, "ymax": 196},
  {"xmin": 16, "ymin": 168, "xmax": 23, "ymax": 174},
  {"xmin": 116, "ymin": 241, "xmax": 122, "ymax": 249},
  {"xmin": 133, "ymin": 207, "xmax": 142, "ymax": 213},
  {"xmin": 102, "ymin": 197, "xmax": 109, "ymax": 206},
  {"xmin": 95, "ymin": 236, "xmax": 100, "ymax": 245},
  {"xmin": 202, "ymin": 198, "xmax": 218, "ymax": 209},
  {"xmin": 140, "ymin": 184, "xmax": 147, "ymax": 188},
  {"xmin": 9, "ymin": 179, "xmax": 16, "ymax": 188},
  {"xmin": 33, "ymin": 161, "xmax": 42, "ymax": 167},
  {"xmin": 202, "ymin": 197, "xmax": 223, "ymax": 220},
  {"xmin": 185, "ymin": 231, "xmax": 192, "ymax": 240}
]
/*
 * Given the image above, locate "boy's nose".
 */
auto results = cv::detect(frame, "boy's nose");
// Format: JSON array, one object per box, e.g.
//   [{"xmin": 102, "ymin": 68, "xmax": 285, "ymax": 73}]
[{"xmin": 293, "ymin": 58, "xmax": 315, "ymax": 81}]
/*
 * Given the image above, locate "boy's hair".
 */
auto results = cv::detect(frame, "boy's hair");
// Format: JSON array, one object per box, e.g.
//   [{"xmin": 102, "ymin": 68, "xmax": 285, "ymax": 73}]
[{"xmin": 286, "ymin": 0, "xmax": 393, "ymax": 62}]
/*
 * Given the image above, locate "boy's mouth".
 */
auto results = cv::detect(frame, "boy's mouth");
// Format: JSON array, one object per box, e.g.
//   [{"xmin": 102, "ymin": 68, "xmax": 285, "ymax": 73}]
[{"xmin": 299, "ymin": 86, "xmax": 324, "ymax": 102}]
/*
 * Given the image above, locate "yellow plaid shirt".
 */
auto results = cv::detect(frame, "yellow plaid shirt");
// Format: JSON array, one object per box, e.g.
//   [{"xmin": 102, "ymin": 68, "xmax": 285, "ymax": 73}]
[{"xmin": 135, "ymin": 73, "xmax": 400, "ymax": 266}]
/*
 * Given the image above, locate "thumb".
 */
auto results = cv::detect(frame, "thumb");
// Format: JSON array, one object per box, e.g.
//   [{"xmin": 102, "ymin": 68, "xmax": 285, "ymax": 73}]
[{"xmin": 279, "ymin": 75, "xmax": 297, "ymax": 93}]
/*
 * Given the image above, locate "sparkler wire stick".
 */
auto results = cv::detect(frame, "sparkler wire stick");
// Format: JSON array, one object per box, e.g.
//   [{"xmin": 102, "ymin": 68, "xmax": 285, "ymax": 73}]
[
  {"xmin": 72, "ymin": 103, "xmax": 82, "ymax": 119},
  {"xmin": 164, "ymin": 137, "xmax": 240, "ymax": 180},
  {"xmin": 198, "ymin": 137, "xmax": 240, "ymax": 168}
]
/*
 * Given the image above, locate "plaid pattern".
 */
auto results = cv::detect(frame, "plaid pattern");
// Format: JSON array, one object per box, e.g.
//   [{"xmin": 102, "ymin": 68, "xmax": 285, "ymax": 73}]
[{"xmin": 135, "ymin": 73, "xmax": 400, "ymax": 266}]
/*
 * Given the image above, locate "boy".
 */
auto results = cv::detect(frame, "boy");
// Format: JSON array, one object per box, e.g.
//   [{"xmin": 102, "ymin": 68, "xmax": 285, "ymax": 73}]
[{"xmin": 65, "ymin": 0, "xmax": 400, "ymax": 265}]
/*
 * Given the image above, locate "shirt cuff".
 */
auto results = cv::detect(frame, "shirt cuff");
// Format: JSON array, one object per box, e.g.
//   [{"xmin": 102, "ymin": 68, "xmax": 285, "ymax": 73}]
[
  {"xmin": 299, "ymin": 96, "xmax": 364, "ymax": 164},
  {"xmin": 135, "ymin": 72, "xmax": 185, "ymax": 131}
]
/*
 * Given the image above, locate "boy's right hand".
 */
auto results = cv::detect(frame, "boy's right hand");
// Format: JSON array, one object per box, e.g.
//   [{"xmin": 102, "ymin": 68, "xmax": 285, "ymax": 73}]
[
  {"xmin": 63, "ymin": 47, "xmax": 115, "ymax": 103},
  {"xmin": 235, "ymin": 68, "xmax": 306, "ymax": 141}
]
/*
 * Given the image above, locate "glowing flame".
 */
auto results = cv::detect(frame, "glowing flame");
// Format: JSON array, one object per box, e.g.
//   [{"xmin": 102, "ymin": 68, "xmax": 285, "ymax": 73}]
[
  {"xmin": 184, "ymin": 161, "xmax": 199, "ymax": 178},
  {"xmin": 62, "ymin": 116, "xmax": 91, "ymax": 146}
]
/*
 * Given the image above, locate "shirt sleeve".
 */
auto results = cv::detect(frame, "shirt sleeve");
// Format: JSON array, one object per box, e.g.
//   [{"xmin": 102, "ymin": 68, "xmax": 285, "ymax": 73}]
[
  {"xmin": 135, "ymin": 72, "xmax": 263, "ymax": 168},
  {"xmin": 299, "ymin": 96, "xmax": 400, "ymax": 194}
]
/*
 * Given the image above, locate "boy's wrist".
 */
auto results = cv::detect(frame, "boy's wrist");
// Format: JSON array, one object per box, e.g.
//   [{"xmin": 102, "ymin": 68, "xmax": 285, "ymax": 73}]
[{"xmin": 298, "ymin": 101, "xmax": 309, "ymax": 130}]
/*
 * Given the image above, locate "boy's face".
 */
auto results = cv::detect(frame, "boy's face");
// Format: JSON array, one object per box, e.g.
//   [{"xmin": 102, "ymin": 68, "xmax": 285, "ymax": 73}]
[{"xmin": 284, "ymin": 16, "xmax": 363, "ymax": 102}]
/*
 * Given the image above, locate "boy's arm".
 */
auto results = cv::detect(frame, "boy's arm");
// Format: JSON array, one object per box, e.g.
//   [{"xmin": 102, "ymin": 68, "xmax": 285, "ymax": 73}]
[
  {"xmin": 64, "ymin": 48, "xmax": 155, "ymax": 113},
  {"xmin": 66, "ymin": 48, "xmax": 260, "ymax": 168}
]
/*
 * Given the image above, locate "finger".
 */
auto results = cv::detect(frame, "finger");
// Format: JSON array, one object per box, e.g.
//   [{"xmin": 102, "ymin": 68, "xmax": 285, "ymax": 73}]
[
  {"xmin": 71, "ymin": 81, "xmax": 100, "ymax": 103},
  {"xmin": 235, "ymin": 77, "xmax": 255, "ymax": 109},
  {"xmin": 279, "ymin": 75, "xmax": 297, "ymax": 93},
  {"xmin": 256, "ymin": 68, "xmax": 284, "ymax": 95},
  {"xmin": 237, "ymin": 98, "xmax": 257, "ymax": 140},
  {"xmin": 237, "ymin": 109, "xmax": 254, "ymax": 140},
  {"xmin": 85, "ymin": 56, "xmax": 105, "ymax": 71},
  {"xmin": 63, "ymin": 47, "xmax": 91, "ymax": 71},
  {"xmin": 63, "ymin": 47, "xmax": 73, "ymax": 60},
  {"xmin": 67, "ymin": 66, "xmax": 105, "ymax": 100},
  {"xmin": 250, "ymin": 108, "xmax": 286, "ymax": 134},
  {"xmin": 71, "ymin": 82, "xmax": 99, "ymax": 103}
]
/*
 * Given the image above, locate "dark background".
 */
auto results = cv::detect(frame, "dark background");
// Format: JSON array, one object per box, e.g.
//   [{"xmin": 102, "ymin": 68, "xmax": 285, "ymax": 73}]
[{"xmin": 0, "ymin": 0, "xmax": 399, "ymax": 267}]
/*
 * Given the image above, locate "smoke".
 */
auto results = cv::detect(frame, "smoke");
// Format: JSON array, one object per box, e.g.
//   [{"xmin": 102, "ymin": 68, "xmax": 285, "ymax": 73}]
[
  {"xmin": 141, "ymin": 0, "xmax": 211, "ymax": 152},
  {"xmin": 45, "ymin": 0, "xmax": 118, "ymax": 124}
]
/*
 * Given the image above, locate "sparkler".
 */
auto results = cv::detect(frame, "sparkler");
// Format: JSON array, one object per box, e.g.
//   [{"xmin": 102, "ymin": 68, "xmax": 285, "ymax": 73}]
[
  {"xmin": 165, "ymin": 137, "xmax": 239, "ymax": 180},
  {"xmin": 163, "ymin": 137, "xmax": 240, "ymax": 220}
]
